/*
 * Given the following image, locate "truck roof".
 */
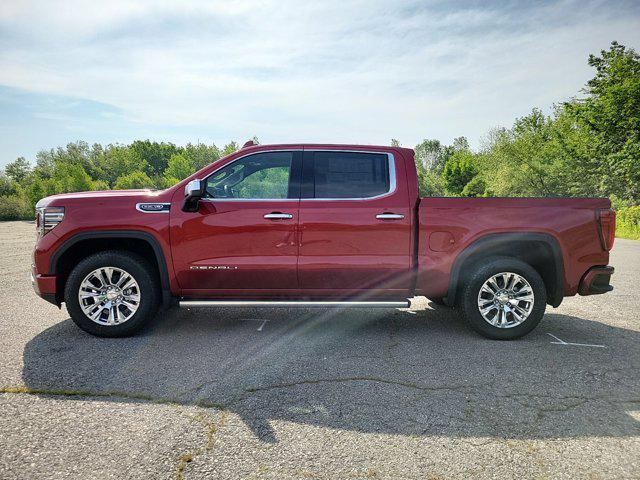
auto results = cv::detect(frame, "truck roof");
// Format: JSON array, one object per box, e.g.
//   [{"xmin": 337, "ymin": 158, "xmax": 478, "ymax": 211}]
[{"xmin": 239, "ymin": 142, "xmax": 414, "ymax": 154}]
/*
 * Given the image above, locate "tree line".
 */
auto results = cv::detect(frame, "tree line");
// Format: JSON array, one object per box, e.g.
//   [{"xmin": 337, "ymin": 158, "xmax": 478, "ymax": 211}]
[
  {"xmin": 0, "ymin": 139, "xmax": 243, "ymax": 217},
  {"xmin": 1, "ymin": 42, "xmax": 638, "ymax": 237}
]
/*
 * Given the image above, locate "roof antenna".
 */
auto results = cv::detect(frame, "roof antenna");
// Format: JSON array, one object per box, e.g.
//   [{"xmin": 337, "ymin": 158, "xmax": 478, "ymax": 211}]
[{"xmin": 242, "ymin": 140, "xmax": 256, "ymax": 149}]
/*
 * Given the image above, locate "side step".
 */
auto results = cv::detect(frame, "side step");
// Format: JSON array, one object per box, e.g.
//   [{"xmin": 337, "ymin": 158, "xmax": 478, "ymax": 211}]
[{"xmin": 179, "ymin": 300, "xmax": 410, "ymax": 308}]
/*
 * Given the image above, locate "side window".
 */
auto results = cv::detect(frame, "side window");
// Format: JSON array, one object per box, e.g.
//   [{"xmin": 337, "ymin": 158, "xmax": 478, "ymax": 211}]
[
  {"xmin": 311, "ymin": 152, "xmax": 390, "ymax": 199},
  {"xmin": 205, "ymin": 152, "xmax": 293, "ymax": 199}
]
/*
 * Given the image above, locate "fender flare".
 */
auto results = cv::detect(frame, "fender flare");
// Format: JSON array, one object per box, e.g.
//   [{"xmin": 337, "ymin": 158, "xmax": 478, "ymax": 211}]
[
  {"xmin": 445, "ymin": 232, "xmax": 565, "ymax": 307},
  {"xmin": 50, "ymin": 230, "xmax": 172, "ymax": 307}
]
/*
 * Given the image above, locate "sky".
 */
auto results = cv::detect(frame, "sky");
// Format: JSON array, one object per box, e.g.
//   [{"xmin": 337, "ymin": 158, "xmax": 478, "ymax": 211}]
[{"xmin": 1, "ymin": 0, "xmax": 639, "ymax": 167}]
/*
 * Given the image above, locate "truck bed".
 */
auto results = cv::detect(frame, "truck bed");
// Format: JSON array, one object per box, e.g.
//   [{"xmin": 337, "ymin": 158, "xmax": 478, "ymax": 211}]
[{"xmin": 416, "ymin": 197, "xmax": 612, "ymax": 304}]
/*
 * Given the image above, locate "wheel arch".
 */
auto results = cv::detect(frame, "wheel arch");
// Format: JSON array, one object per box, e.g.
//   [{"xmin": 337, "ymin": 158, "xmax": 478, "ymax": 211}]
[
  {"xmin": 51, "ymin": 230, "xmax": 172, "ymax": 308},
  {"xmin": 445, "ymin": 232, "xmax": 565, "ymax": 308}
]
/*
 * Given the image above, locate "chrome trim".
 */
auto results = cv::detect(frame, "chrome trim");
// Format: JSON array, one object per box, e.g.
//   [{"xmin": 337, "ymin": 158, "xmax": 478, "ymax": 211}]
[
  {"xmin": 477, "ymin": 272, "xmax": 534, "ymax": 328},
  {"xmin": 376, "ymin": 213, "xmax": 404, "ymax": 220},
  {"xmin": 36, "ymin": 206, "xmax": 65, "ymax": 234},
  {"xmin": 200, "ymin": 198, "xmax": 298, "ymax": 203},
  {"xmin": 135, "ymin": 203, "xmax": 171, "ymax": 213},
  {"xmin": 179, "ymin": 300, "xmax": 410, "ymax": 308},
  {"xmin": 79, "ymin": 266, "xmax": 141, "ymax": 325},
  {"xmin": 199, "ymin": 149, "xmax": 397, "ymax": 202},
  {"xmin": 184, "ymin": 179, "xmax": 203, "ymax": 197},
  {"xmin": 264, "ymin": 213, "xmax": 293, "ymax": 219}
]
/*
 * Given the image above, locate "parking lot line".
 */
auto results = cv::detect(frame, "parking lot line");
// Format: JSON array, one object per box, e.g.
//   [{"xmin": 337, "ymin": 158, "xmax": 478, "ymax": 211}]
[{"xmin": 547, "ymin": 333, "xmax": 606, "ymax": 348}]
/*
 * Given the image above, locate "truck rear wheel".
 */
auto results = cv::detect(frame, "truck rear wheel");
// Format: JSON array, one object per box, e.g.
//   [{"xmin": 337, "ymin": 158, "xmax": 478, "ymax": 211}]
[
  {"xmin": 64, "ymin": 251, "xmax": 159, "ymax": 337},
  {"xmin": 459, "ymin": 257, "xmax": 546, "ymax": 340}
]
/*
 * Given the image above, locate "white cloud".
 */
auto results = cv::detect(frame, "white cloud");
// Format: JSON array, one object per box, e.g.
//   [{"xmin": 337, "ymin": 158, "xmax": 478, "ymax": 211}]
[{"xmin": 1, "ymin": 0, "xmax": 639, "ymax": 150}]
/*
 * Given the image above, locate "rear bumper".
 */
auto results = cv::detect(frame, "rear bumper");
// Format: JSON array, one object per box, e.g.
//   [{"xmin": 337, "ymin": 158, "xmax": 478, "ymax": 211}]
[
  {"xmin": 578, "ymin": 266, "xmax": 614, "ymax": 296},
  {"xmin": 31, "ymin": 264, "xmax": 58, "ymax": 306}
]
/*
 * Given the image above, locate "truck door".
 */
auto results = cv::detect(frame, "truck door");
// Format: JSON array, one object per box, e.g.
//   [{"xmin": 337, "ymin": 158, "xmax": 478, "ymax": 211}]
[
  {"xmin": 297, "ymin": 149, "xmax": 413, "ymax": 297},
  {"xmin": 170, "ymin": 150, "xmax": 302, "ymax": 294}
]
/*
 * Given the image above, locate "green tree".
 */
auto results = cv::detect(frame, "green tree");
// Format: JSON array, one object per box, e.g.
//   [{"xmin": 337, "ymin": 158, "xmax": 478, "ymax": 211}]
[
  {"xmin": 25, "ymin": 176, "xmax": 57, "ymax": 208},
  {"xmin": 442, "ymin": 150, "xmax": 478, "ymax": 196},
  {"xmin": 478, "ymin": 111, "xmax": 569, "ymax": 197},
  {"xmin": 130, "ymin": 140, "xmax": 181, "ymax": 177},
  {"xmin": 183, "ymin": 143, "xmax": 220, "ymax": 171},
  {"xmin": 564, "ymin": 41, "xmax": 640, "ymax": 202},
  {"xmin": 33, "ymin": 150, "xmax": 55, "ymax": 179},
  {"xmin": 164, "ymin": 153, "xmax": 194, "ymax": 185},
  {"xmin": 52, "ymin": 162, "xmax": 96, "ymax": 193},
  {"xmin": 5, "ymin": 157, "xmax": 31, "ymax": 183},
  {"xmin": 95, "ymin": 145, "xmax": 148, "ymax": 187},
  {"xmin": 221, "ymin": 141, "xmax": 239, "ymax": 157},
  {"xmin": 0, "ymin": 173, "xmax": 18, "ymax": 196},
  {"xmin": 0, "ymin": 195, "xmax": 31, "ymax": 220},
  {"xmin": 414, "ymin": 139, "xmax": 443, "ymax": 172},
  {"xmin": 461, "ymin": 176, "xmax": 487, "ymax": 197},
  {"xmin": 451, "ymin": 136, "xmax": 470, "ymax": 152},
  {"xmin": 114, "ymin": 171, "xmax": 155, "ymax": 190},
  {"xmin": 418, "ymin": 168, "xmax": 445, "ymax": 196}
]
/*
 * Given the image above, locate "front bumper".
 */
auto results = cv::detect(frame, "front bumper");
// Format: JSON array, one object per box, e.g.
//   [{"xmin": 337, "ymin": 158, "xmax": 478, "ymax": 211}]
[
  {"xmin": 578, "ymin": 265, "xmax": 614, "ymax": 296},
  {"xmin": 31, "ymin": 264, "xmax": 58, "ymax": 306}
]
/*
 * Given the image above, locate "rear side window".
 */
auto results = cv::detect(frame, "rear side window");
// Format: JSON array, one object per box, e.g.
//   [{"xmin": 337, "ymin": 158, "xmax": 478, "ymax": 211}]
[{"xmin": 310, "ymin": 152, "xmax": 390, "ymax": 199}]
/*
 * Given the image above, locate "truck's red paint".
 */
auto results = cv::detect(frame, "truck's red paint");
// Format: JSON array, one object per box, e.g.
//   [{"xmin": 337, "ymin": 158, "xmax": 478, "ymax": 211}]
[
  {"xmin": 416, "ymin": 197, "xmax": 611, "ymax": 301},
  {"xmin": 296, "ymin": 148, "xmax": 413, "ymax": 295},
  {"xmin": 171, "ymin": 198, "xmax": 299, "ymax": 292},
  {"xmin": 32, "ymin": 143, "xmax": 614, "ymax": 307}
]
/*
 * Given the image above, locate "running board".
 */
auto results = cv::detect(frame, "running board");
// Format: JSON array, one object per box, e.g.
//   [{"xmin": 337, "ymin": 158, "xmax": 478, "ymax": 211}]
[{"xmin": 179, "ymin": 300, "xmax": 410, "ymax": 308}]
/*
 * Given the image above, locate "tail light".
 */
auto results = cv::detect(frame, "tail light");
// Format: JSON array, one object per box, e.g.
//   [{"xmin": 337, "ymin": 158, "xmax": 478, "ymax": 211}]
[
  {"xmin": 596, "ymin": 208, "xmax": 616, "ymax": 251},
  {"xmin": 35, "ymin": 206, "xmax": 65, "ymax": 236}
]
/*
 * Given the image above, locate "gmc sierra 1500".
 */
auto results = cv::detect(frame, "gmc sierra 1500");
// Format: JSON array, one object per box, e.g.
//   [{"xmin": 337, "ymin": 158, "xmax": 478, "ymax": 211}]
[{"xmin": 32, "ymin": 142, "xmax": 615, "ymax": 339}]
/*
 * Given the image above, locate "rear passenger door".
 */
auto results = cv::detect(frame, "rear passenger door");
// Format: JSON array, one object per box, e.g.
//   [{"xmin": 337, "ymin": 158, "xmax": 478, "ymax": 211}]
[{"xmin": 297, "ymin": 149, "xmax": 413, "ymax": 297}]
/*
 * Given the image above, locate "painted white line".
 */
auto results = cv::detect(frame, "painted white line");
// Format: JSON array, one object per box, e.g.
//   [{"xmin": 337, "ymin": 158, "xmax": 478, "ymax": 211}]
[
  {"xmin": 547, "ymin": 333, "xmax": 606, "ymax": 348},
  {"xmin": 257, "ymin": 319, "xmax": 268, "ymax": 332},
  {"xmin": 547, "ymin": 333, "xmax": 567, "ymax": 344}
]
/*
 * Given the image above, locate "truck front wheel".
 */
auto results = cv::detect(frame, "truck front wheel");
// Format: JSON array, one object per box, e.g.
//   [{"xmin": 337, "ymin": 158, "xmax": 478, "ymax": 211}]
[
  {"xmin": 459, "ymin": 257, "xmax": 547, "ymax": 340},
  {"xmin": 64, "ymin": 251, "xmax": 159, "ymax": 337}
]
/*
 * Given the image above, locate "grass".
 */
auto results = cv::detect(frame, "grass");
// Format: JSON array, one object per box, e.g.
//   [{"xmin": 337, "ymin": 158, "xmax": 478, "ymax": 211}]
[
  {"xmin": 616, "ymin": 225, "xmax": 640, "ymax": 240},
  {"xmin": 616, "ymin": 206, "xmax": 640, "ymax": 240}
]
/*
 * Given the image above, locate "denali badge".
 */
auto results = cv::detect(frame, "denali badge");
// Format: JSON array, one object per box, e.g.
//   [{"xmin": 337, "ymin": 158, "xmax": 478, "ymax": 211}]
[
  {"xmin": 189, "ymin": 265, "xmax": 239, "ymax": 270},
  {"xmin": 136, "ymin": 203, "xmax": 171, "ymax": 213}
]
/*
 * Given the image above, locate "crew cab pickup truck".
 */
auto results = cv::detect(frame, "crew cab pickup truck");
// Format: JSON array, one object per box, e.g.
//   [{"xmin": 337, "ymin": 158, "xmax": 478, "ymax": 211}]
[{"xmin": 32, "ymin": 142, "xmax": 616, "ymax": 339}]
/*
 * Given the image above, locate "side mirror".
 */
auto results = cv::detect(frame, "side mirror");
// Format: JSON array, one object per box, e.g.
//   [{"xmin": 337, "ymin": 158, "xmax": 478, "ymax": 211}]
[{"xmin": 182, "ymin": 179, "xmax": 205, "ymax": 212}]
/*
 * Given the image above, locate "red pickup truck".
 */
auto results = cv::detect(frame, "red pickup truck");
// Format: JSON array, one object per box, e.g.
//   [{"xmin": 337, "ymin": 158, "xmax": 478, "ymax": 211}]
[{"xmin": 32, "ymin": 142, "xmax": 615, "ymax": 339}]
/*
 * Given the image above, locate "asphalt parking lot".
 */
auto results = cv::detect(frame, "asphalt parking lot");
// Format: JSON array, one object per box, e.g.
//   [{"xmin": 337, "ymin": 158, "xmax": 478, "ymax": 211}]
[{"xmin": 0, "ymin": 221, "xmax": 638, "ymax": 479}]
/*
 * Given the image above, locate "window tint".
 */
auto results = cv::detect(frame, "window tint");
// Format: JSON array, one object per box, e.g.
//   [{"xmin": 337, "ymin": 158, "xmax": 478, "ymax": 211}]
[
  {"xmin": 205, "ymin": 152, "xmax": 292, "ymax": 199},
  {"xmin": 312, "ymin": 152, "xmax": 390, "ymax": 199}
]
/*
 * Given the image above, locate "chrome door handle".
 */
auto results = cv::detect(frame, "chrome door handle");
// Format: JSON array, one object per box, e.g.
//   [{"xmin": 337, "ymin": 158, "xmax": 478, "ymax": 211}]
[
  {"xmin": 264, "ymin": 212, "xmax": 293, "ymax": 220},
  {"xmin": 376, "ymin": 213, "xmax": 404, "ymax": 220}
]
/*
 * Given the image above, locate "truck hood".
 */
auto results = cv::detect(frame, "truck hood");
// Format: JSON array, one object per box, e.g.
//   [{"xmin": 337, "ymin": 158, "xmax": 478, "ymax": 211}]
[{"xmin": 36, "ymin": 189, "xmax": 168, "ymax": 208}]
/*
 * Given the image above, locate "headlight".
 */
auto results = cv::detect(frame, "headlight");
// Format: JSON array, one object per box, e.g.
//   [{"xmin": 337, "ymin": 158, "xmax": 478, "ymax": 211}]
[{"xmin": 35, "ymin": 206, "xmax": 65, "ymax": 236}]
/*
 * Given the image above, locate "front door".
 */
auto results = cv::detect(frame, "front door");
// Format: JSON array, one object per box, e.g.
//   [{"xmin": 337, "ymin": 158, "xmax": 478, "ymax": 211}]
[
  {"xmin": 171, "ymin": 150, "xmax": 302, "ymax": 296},
  {"xmin": 298, "ymin": 149, "xmax": 412, "ymax": 297}
]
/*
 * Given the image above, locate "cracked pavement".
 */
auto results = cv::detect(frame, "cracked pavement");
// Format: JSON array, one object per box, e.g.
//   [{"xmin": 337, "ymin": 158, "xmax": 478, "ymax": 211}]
[{"xmin": 0, "ymin": 221, "xmax": 639, "ymax": 479}]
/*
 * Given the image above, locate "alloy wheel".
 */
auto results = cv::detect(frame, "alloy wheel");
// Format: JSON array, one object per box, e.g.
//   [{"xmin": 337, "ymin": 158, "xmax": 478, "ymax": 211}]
[
  {"xmin": 477, "ymin": 271, "xmax": 534, "ymax": 328},
  {"xmin": 78, "ymin": 267, "xmax": 141, "ymax": 325}
]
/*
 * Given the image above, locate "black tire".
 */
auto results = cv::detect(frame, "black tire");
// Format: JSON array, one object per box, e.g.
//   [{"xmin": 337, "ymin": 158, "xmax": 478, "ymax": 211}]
[
  {"xmin": 458, "ymin": 257, "xmax": 546, "ymax": 340},
  {"xmin": 64, "ymin": 250, "xmax": 159, "ymax": 337}
]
